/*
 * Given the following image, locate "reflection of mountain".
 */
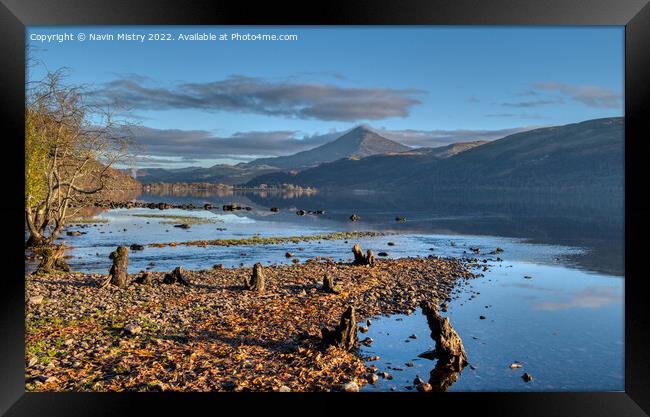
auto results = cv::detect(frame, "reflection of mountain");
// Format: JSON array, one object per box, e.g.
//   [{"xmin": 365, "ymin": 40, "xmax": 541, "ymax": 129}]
[
  {"xmin": 243, "ymin": 188, "xmax": 624, "ymax": 276},
  {"xmin": 249, "ymin": 118, "xmax": 624, "ymax": 192},
  {"xmin": 134, "ymin": 126, "xmax": 416, "ymax": 184}
]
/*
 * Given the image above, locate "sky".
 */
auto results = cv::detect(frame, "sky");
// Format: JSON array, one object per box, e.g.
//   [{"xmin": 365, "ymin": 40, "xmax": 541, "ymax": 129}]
[{"xmin": 26, "ymin": 26, "xmax": 624, "ymax": 168}]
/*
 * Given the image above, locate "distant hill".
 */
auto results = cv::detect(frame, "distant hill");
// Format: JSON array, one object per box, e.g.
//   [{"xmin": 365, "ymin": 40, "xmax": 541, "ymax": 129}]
[
  {"xmin": 249, "ymin": 125, "xmax": 411, "ymax": 169},
  {"xmin": 135, "ymin": 126, "xmax": 411, "ymax": 184},
  {"xmin": 133, "ymin": 163, "xmax": 277, "ymax": 185},
  {"xmin": 247, "ymin": 118, "xmax": 624, "ymax": 193},
  {"xmin": 71, "ymin": 159, "xmax": 141, "ymax": 204}
]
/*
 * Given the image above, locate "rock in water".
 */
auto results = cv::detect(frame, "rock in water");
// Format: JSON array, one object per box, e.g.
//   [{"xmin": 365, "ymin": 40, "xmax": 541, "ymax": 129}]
[
  {"xmin": 163, "ymin": 266, "xmax": 190, "ymax": 286},
  {"xmin": 103, "ymin": 246, "xmax": 129, "ymax": 288},
  {"xmin": 243, "ymin": 262, "xmax": 265, "ymax": 293},
  {"xmin": 352, "ymin": 244, "xmax": 375, "ymax": 266},
  {"xmin": 420, "ymin": 301, "xmax": 468, "ymax": 372},
  {"xmin": 321, "ymin": 306, "xmax": 358, "ymax": 351}
]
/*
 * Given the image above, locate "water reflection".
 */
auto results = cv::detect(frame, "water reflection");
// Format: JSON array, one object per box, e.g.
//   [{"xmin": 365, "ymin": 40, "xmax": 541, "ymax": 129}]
[
  {"xmin": 428, "ymin": 364, "xmax": 461, "ymax": 392},
  {"xmin": 533, "ymin": 286, "xmax": 622, "ymax": 311},
  {"xmin": 140, "ymin": 187, "xmax": 623, "ymax": 276}
]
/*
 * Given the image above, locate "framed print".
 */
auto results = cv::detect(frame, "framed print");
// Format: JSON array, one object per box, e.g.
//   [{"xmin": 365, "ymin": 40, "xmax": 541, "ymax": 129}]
[{"xmin": 2, "ymin": 0, "xmax": 649, "ymax": 415}]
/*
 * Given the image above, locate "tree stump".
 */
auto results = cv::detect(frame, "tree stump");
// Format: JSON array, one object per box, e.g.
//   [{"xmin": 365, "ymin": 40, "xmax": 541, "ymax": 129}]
[
  {"xmin": 35, "ymin": 244, "xmax": 70, "ymax": 275},
  {"xmin": 420, "ymin": 301, "xmax": 468, "ymax": 371},
  {"xmin": 134, "ymin": 272, "xmax": 153, "ymax": 285},
  {"xmin": 163, "ymin": 267, "xmax": 190, "ymax": 286},
  {"xmin": 352, "ymin": 244, "xmax": 375, "ymax": 266},
  {"xmin": 243, "ymin": 262, "xmax": 265, "ymax": 293},
  {"xmin": 321, "ymin": 306, "xmax": 358, "ymax": 351},
  {"xmin": 321, "ymin": 274, "xmax": 340, "ymax": 294},
  {"xmin": 101, "ymin": 246, "xmax": 129, "ymax": 288}
]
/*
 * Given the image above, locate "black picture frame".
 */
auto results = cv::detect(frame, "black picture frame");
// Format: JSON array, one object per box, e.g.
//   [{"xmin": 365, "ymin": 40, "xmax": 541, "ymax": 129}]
[{"xmin": 2, "ymin": 0, "xmax": 649, "ymax": 415}]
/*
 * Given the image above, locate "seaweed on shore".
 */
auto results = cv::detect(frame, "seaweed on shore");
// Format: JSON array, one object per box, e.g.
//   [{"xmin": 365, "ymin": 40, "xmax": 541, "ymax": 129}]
[{"xmin": 148, "ymin": 231, "xmax": 387, "ymax": 248}]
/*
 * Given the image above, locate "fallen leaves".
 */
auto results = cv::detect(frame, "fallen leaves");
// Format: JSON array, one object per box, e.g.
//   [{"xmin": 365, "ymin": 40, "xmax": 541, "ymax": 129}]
[{"xmin": 25, "ymin": 256, "xmax": 474, "ymax": 392}]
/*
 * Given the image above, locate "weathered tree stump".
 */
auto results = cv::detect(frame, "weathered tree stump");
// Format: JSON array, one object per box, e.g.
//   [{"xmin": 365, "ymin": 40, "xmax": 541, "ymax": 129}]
[
  {"xmin": 134, "ymin": 272, "xmax": 153, "ymax": 285},
  {"xmin": 420, "ymin": 301, "xmax": 468, "ymax": 371},
  {"xmin": 321, "ymin": 274, "xmax": 340, "ymax": 294},
  {"xmin": 352, "ymin": 244, "xmax": 375, "ymax": 266},
  {"xmin": 35, "ymin": 244, "xmax": 71, "ymax": 275},
  {"xmin": 101, "ymin": 246, "xmax": 129, "ymax": 288},
  {"xmin": 243, "ymin": 262, "xmax": 265, "ymax": 293},
  {"xmin": 321, "ymin": 306, "xmax": 358, "ymax": 351},
  {"xmin": 163, "ymin": 266, "xmax": 190, "ymax": 286}
]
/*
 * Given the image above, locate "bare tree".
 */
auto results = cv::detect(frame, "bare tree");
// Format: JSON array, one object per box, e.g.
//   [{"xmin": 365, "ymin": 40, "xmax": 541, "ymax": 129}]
[{"xmin": 25, "ymin": 68, "xmax": 133, "ymax": 269}]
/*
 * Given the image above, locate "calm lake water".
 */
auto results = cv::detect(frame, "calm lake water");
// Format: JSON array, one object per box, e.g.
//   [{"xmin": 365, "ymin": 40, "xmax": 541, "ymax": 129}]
[{"xmin": 51, "ymin": 189, "xmax": 624, "ymax": 392}]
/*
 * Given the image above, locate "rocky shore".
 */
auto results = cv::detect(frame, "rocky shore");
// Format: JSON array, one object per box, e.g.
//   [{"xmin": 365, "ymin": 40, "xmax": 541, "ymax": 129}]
[{"xmin": 25, "ymin": 256, "xmax": 475, "ymax": 392}]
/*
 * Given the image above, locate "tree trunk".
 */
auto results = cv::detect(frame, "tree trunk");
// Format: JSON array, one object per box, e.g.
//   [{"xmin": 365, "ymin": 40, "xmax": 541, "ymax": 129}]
[
  {"xmin": 352, "ymin": 244, "xmax": 375, "ymax": 266},
  {"xmin": 243, "ymin": 262, "xmax": 265, "ymax": 293},
  {"xmin": 420, "ymin": 301, "xmax": 468, "ymax": 371},
  {"xmin": 25, "ymin": 234, "xmax": 45, "ymax": 249},
  {"xmin": 102, "ymin": 246, "xmax": 129, "ymax": 288},
  {"xmin": 25, "ymin": 209, "xmax": 46, "ymax": 249},
  {"xmin": 321, "ymin": 306, "xmax": 358, "ymax": 351},
  {"xmin": 35, "ymin": 244, "xmax": 70, "ymax": 274},
  {"xmin": 163, "ymin": 266, "xmax": 190, "ymax": 286}
]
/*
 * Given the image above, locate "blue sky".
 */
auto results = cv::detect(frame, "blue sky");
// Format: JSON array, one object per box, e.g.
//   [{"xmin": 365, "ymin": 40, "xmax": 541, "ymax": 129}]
[{"xmin": 27, "ymin": 26, "xmax": 624, "ymax": 167}]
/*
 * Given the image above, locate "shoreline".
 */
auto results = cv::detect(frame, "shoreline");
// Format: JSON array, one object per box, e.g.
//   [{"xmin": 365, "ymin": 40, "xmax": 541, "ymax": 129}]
[{"xmin": 26, "ymin": 256, "xmax": 476, "ymax": 392}]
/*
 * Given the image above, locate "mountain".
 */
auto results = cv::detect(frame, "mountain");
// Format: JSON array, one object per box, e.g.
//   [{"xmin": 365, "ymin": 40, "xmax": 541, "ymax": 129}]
[
  {"xmin": 134, "ymin": 126, "xmax": 411, "ymax": 184},
  {"xmin": 398, "ymin": 141, "xmax": 488, "ymax": 158},
  {"xmin": 247, "ymin": 118, "xmax": 624, "ymax": 193},
  {"xmin": 248, "ymin": 126, "xmax": 411, "ymax": 169}
]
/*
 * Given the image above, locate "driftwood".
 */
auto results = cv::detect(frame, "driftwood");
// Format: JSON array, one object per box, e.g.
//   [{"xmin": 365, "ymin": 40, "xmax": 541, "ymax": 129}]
[
  {"xmin": 243, "ymin": 263, "xmax": 266, "ymax": 293},
  {"xmin": 163, "ymin": 266, "xmax": 191, "ymax": 286},
  {"xmin": 321, "ymin": 306, "xmax": 358, "ymax": 351},
  {"xmin": 352, "ymin": 244, "xmax": 375, "ymax": 266},
  {"xmin": 420, "ymin": 301, "xmax": 468, "ymax": 371},
  {"xmin": 101, "ymin": 246, "xmax": 129, "ymax": 288},
  {"xmin": 321, "ymin": 274, "xmax": 340, "ymax": 294}
]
